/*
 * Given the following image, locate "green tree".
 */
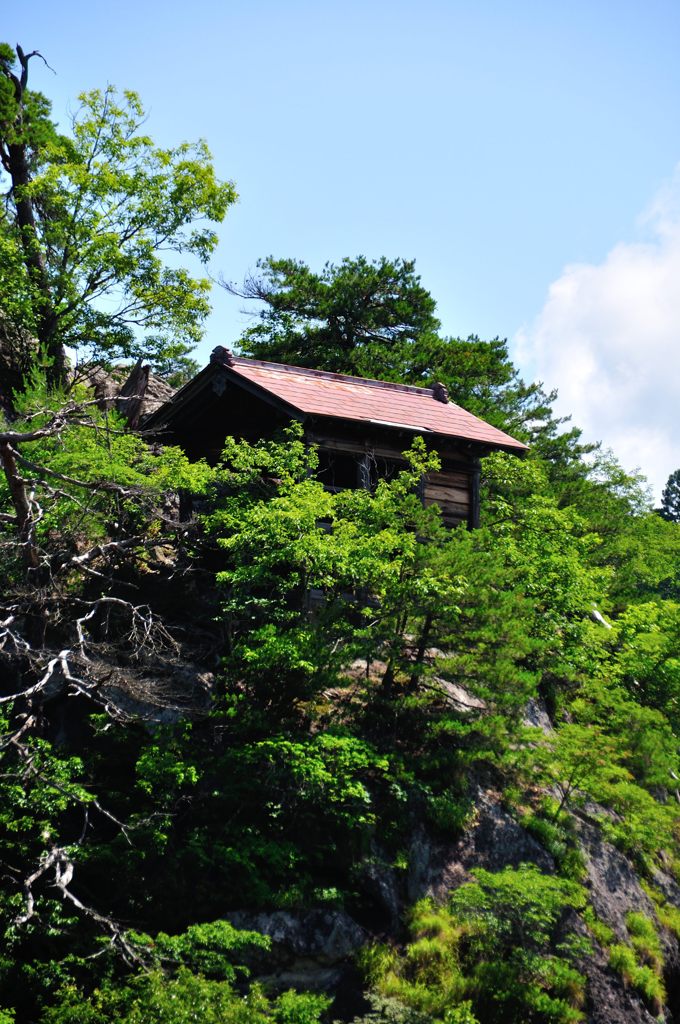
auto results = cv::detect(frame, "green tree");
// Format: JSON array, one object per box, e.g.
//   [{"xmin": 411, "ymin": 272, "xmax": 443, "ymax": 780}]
[
  {"xmin": 205, "ymin": 424, "xmax": 456, "ymax": 716},
  {"xmin": 230, "ymin": 256, "xmax": 593, "ymax": 454},
  {"xmin": 229, "ymin": 255, "xmax": 440, "ymax": 380},
  {"xmin": 363, "ymin": 867, "xmax": 587, "ymax": 1024},
  {"xmin": 0, "ymin": 44, "xmax": 236, "ymax": 390},
  {"xmin": 448, "ymin": 866, "xmax": 588, "ymax": 1024},
  {"xmin": 659, "ymin": 468, "xmax": 680, "ymax": 523},
  {"xmin": 41, "ymin": 970, "xmax": 329, "ymax": 1024},
  {"xmin": 605, "ymin": 601, "xmax": 680, "ymax": 733},
  {"xmin": 406, "ymin": 333, "xmax": 572, "ymax": 446},
  {"xmin": 533, "ymin": 724, "xmax": 629, "ymax": 819},
  {"xmin": 480, "ymin": 452, "xmax": 608, "ymax": 694}
]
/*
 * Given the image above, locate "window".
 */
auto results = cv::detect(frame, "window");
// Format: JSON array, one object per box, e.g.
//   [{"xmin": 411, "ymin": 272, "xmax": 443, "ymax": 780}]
[{"xmin": 316, "ymin": 448, "xmax": 360, "ymax": 491}]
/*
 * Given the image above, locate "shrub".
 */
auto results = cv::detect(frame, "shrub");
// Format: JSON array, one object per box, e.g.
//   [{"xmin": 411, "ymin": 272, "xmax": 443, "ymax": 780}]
[
  {"xmin": 41, "ymin": 970, "xmax": 329, "ymax": 1024},
  {"xmin": 608, "ymin": 944, "xmax": 665, "ymax": 1013},
  {"xmin": 625, "ymin": 911, "xmax": 663, "ymax": 972}
]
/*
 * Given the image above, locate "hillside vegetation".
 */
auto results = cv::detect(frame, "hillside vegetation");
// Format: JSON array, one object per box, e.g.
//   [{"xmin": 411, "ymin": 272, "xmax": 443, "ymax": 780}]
[{"xmin": 1, "ymin": 43, "xmax": 680, "ymax": 1024}]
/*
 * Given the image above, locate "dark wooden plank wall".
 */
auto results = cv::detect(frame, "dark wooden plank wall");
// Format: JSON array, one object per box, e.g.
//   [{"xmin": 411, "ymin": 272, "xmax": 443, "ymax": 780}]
[
  {"xmin": 422, "ymin": 469, "xmax": 471, "ymax": 527},
  {"xmin": 311, "ymin": 430, "xmax": 474, "ymax": 528}
]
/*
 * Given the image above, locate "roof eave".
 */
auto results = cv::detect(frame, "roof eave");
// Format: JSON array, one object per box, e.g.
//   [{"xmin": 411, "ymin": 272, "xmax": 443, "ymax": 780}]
[
  {"xmin": 143, "ymin": 361, "xmax": 307, "ymax": 431},
  {"xmin": 303, "ymin": 411, "xmax": 528, "ymax": 454}
]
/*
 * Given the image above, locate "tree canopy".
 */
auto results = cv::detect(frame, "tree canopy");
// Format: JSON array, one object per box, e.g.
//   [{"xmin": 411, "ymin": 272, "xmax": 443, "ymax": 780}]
[
  {"xmin": 229, "ymin": 255, "xmax": 441, "ymax": 381},
  {"xmin": 0, "ymin": 43, "xmax": 236, "ymax": 392},
  {"xmin": 230, "ymin": 254, "xmax": 593, "ymax": 464},
  {"xmin": 659, "ymin": 467, "xmax": 680, "ymax": 523}
]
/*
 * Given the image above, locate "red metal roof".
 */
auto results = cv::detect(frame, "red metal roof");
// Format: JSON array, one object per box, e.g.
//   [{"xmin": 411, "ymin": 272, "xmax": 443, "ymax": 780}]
[{"xmin": 229, "ymin": 358, "xmax": 527, "ymax": 451}]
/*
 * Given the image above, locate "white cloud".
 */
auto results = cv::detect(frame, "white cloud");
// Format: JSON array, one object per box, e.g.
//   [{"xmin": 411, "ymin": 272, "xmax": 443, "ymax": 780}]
[{"xmin": 516, "ymin": 168, "xmax": 680, "ymax": 502}]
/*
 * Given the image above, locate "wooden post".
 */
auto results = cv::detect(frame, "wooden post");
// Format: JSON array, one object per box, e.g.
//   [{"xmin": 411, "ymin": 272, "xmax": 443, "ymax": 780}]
[{"xmin": 470, "ymin": 459, "xmax": 481, "ymax": 529}]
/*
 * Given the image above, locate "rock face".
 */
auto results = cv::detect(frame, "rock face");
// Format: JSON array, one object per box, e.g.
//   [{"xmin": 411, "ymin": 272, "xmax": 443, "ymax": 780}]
[
  {"xmin": 576, "ymin": 816, "xmax": 658, "ymax": 943},
  {"xmin": 221, "ymin": 790, "xmax": 680, "ymax": 1023},
  {"xmin": 227, "ymin": 909, "xmax": 366, "ymax": 967},
  {"xmin": 523, "ymin": 695, "xmax": 554, "ymax": 732},
  {"xmin": 583, "ymin": 942, "xmax": 661, "ymax": 1024},
  {"xmin": 575, "ymin": 815, "xmax": 680, "ymax": 1022},
  {"xmin": 226, "ymin": 910, "xmax": 367, "ymax": 1000},
  {"xmin": 0, "ymin": 330, "xmax": 176, "ymax": 419},
  {"xmin": 222, "ymin": 790, "xmax": 680, "ymax": 1023},
  {"xmin": 355, "ymin": 857, "xmax": 402, "ymax": 932},
  {"xmin": 86, "ymin": 363, "xmax": 175, "ymax": 423},
  {"xmin": 408, "ymin": 787, "xmax": 555, "ymax": 903},
  {"xmin": 408, "ymin": 789, "xmax": 680, "ymax": 1024}
]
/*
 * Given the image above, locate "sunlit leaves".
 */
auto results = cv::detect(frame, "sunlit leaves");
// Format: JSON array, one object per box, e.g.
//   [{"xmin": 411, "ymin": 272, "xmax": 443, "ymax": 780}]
[{"xmin": 0, "ymin": 61, "xmax": 236, "ymax": 382}]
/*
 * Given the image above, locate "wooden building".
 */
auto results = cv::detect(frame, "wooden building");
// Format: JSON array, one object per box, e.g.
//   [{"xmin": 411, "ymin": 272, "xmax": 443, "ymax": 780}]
[{"xmin": 145, "ymin": 347, "xmax": 527, "ymax": 528}]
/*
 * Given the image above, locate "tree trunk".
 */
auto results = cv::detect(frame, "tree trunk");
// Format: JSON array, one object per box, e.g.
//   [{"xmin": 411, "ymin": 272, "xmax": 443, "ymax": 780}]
[
  {"xmin": 0, "ymin": 440, "xmax": 40, "ymax": 571},
  {"xmin": 1, "ymin": 47, "xmax": 67, "ymax": 390},
  {"xmin": 409, "ymin": 612, "xmax": 433, "ymax": 691}
]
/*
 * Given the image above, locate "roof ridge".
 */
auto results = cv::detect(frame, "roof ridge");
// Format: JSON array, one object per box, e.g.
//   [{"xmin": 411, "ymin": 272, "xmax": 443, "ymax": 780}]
[{"xmin": 232, "ymin": 356, "xmax": 434, "ymax": 397}]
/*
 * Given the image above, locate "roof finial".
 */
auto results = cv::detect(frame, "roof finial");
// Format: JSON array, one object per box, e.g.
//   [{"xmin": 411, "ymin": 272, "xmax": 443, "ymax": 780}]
[
  {"xmin": 210, "ymin": 345, "xmax": 235, "ymax": 367},
  {"xmin": 432, "ymin": 381, "xmax": 449, "ymax": 404}
]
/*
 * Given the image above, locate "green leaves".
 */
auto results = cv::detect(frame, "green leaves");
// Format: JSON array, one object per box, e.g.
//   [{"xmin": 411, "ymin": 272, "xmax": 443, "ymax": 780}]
[
  {"xmin": 245, "ymin": 733, "xmax": 390, "ymax": 828},
  {"xmin": 206, "ymin": 426, "xmax": 453, "ymax": 711},
  {"xmin": 659, "ymin": 467, "xmax": 680, "ymax": 523},
  {"xmin": 447, "ymin": 866, "xmax": 588, "ymax": 1024},
  {"xmin": 41, "ymin": 970, "xmax": 329, "ymax": 1024},
  {"xmin": 608, "ymin": 600, "xmax": 680, "ymax": 731},
  {"xmin": 0, "ymin": 378, "xmax": 212, "ymax": 577},
  {"xmin": 235, "ymin": 255, "xmax": 440, "ymax": 380},
  {"xmin": 33, "ymin": 86, "xmax": 233, "ymax": 362},
  {"xmin": 531, "ymin": 723, "xmax": 630, "ymax": 818},
  {"xmin": 2, "ymin": 53, "xmax": 680, "ymax": 1022},
  {"xmin": 449, "ymin": 864, "xmax": 586, "ymax": 948},
  {"xmin": 606, "ymin": 912, "xmax": 666, "ymax": 1013},
  {"xmin": 131, "ymin": 919, "xmax": 270, "ymax": 981},
  {"xmin": 363, "ymin": 867, "xmax": 588, "ymax": 1024},
  {"xmin": 0, "ymin": 51, "xmax": 237, "ymax": 386}
]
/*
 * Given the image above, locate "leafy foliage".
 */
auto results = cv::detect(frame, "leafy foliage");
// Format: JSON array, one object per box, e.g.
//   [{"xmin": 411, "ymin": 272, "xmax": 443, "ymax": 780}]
[
  {"xmin": 232, "ymin": 256, "xmax": 440, "ymax": 381},
  {"xmin": 2, "ymin": 61, "xmax": 680, "ymax": 1024},
  {"xmin": 362, "ymin": 866, "xmax": 588, "ymax": 1024},
  {"xmin": 3, "ymin": 401, "xmax": 680, "ymax": 1022},
  {"xmin": 0, "ymin": 374, "xmax": 212, "ymax": 583},
  {"xmin": 605, "ymin": 912, "xmax": 666, "ymax": 1014},
  {"xmin": 0, "ymin": 45, "xmax": 236, "ymax": 386},
  {"xmin": 41, "ymin": 970, "xmax": 329, "ymax": 1024},
  {"xmin": 659, "ymin": 467, "xmax": 680, "ymax": 523},
  {"xmin": 205, "ymin": 425, "xmax": 461, "ymax": 713}
]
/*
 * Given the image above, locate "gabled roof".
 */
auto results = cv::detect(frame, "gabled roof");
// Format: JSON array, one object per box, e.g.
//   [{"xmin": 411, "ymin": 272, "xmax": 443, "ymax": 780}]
[
  {"xmin": 226, "ymin": 357, "xmax": 527, "ymax": 452},
  {"xmin": 146, "ymin": 351, "xmax": 528, "ymax": 453}
]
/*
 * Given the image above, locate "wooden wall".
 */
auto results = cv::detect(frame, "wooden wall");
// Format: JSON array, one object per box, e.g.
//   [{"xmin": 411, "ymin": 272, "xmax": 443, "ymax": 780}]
[
  {"xmin": 311, "ymin": 428, "xmax": 477, "ymax": 529},
  {"xmin": 422, "ymin": 468, "xmax": 472, "ymax": 528}
]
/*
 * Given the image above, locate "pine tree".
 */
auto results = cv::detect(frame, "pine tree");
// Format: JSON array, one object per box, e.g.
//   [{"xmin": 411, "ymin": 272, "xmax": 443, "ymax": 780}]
[{"xmin": 659, "ymin": 468, "xmax": 680, "ymax": 522}]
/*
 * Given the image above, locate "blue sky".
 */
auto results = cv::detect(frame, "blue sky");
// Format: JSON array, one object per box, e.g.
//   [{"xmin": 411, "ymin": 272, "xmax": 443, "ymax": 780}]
[{"xmin": 7, "ymin": 1, "xmax": 680, "ymax": 496}]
